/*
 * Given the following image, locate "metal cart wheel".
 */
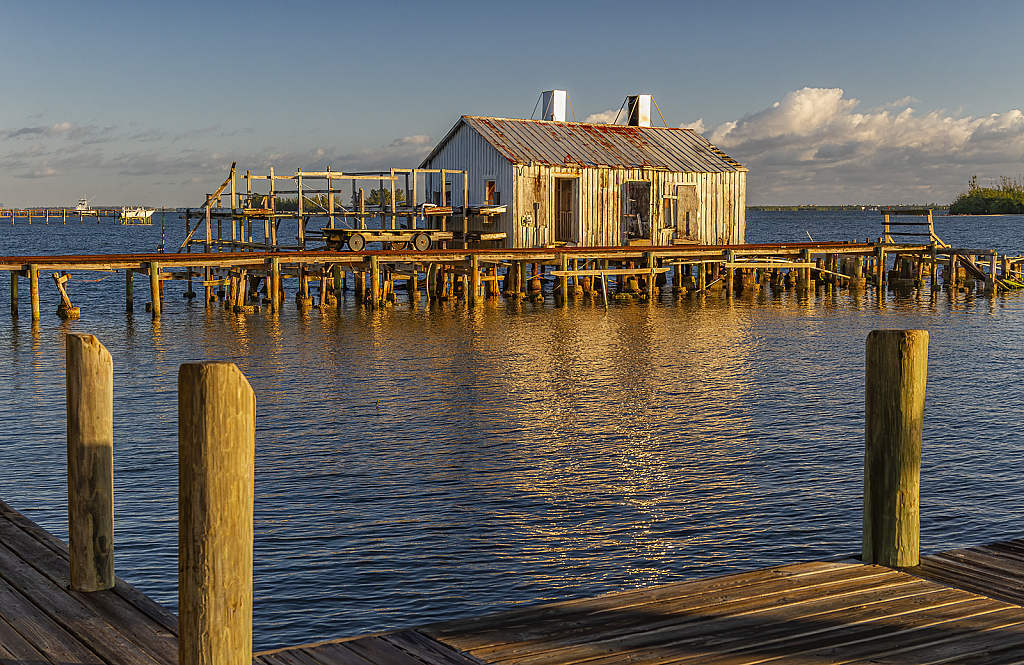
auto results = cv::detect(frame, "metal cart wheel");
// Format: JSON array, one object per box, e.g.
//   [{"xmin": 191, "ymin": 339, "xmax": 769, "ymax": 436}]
[
  {"xmin": 413, "ymin": 233, "xmax": 431, "ymax": 251},
  {"xmin": 347, "ymin": 233, "xmax": 366, "ymax": 251}
]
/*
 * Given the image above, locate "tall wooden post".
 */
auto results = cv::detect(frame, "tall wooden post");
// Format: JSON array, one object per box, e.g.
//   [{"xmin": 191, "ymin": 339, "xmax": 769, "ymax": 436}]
[
  {"xmin": 149, "ymin": 262, "xmax": 161, "ymax": 318},
  {"xmin": 725, "ymin": 251, "xmax": 735, "ymax": 294},
  {"xmin": 125, "ymin": 269, "xmax": 133, "ymax": 312},
  {"xmin": 10, "ymin": 272, "xmax": 17, "ymax": 318},
  {"xmin": 178, "ymin": 363, "xmax": 255, "ymax": 665},
  {"xmin": 864, "ymin": 329, "xmax": 928, "ymax": 567},
  {"xmin": 29, "ymin": 264, "xmax": 39, "ymax": 321},
  {"xmin": 66, "ymin": 333, "xmax": 114, "ymax": 592},
  {"xmin": 269, "ymin": 257, "xmax": 280, "ymax": 312}
]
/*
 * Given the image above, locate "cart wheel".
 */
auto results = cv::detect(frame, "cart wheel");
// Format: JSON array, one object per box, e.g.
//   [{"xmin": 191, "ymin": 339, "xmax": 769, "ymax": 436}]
[
  {"xmin": 389, "ymin": 241, "xmax": 409, "ymax": 250},
  {"xmin": 347, "ymin": 233, "xmax": 365, "ymax": 251},
  {"xmin": 413, "ymin": 233, "xmax": 431, "ymax": 251}
]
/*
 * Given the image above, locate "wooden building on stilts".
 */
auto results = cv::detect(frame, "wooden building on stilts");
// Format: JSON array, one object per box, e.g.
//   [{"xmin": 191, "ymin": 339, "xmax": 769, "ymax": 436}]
[{"xmin": 419, "ymin": 91, "xmax": 748, "ymax": 249}]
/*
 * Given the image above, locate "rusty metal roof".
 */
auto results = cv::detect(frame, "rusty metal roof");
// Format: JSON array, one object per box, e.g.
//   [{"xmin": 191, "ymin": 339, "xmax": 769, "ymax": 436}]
[{"xmin": 421, "ymin": 116, "xmax": 746, "ymax": 173}]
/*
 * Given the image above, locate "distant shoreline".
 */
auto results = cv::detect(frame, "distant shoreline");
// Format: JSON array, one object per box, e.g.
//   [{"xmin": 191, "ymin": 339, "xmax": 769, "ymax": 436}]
[{"xmin": 748, "ymin": 205, "xmax": 950, "ymax": 212}]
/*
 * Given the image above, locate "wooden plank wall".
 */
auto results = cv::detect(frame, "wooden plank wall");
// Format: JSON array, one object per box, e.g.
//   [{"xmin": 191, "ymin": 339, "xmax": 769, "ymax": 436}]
[{"xmin": 422, "ymin": 126, "xmax": 747, "ymax": 249}]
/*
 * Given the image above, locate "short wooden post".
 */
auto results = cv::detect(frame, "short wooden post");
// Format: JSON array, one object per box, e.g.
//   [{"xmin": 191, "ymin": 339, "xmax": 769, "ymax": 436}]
[
  {"xmin": 10, "ymin": 271, "xmax": 17, "ymax": 318},
  {"xmin": 66, "ymin": 333, "xmax": 114, "ymax": 592},
  {"xmin": 725, "ymin": 251, "xmax": 735, "ymax": 294},
  {"xmin": 332, "ymin": 265, "xmax": 343, "ymax": 307},
  {"xmin": 125, "ymin": 269, "xmax": 133, "ymax": 312},
  {"xmin": 370, "ymin": 255, "xmax": 380, "ymax": 309},
  {"xmin": 149, "ymin": 262, "xmax": 161, "ymax": 318},
  {"xmin": 471, "ymin": 253, "xmax": 481, "ymax": 305},
  {"xmin": 29, "ymin": 264, "xmax": 39, "ymax": 321},
  {"xmin": 558, "ymin": 253, "xmax": 568, "ymax": 299},
  {"xmin": 863, "ymin": 329, "xmax": 928, "ymax": 567},
  {"xmin": 178, "ymin": 363, "xmax": 255, "ymax": 665},
  {"xmin": 269, "ymin": 257, "xmax": 280, "ymax": 312}
]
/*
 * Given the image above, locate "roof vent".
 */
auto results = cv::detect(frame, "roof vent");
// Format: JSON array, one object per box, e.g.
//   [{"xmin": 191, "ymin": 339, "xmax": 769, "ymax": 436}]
[
  {"xmin": 627, "ymin": 95, "xmax": 652, "ymax": 127},
  {"xmin": 541, "ymin": 90, "xmax": 567, "ymax": 122}
]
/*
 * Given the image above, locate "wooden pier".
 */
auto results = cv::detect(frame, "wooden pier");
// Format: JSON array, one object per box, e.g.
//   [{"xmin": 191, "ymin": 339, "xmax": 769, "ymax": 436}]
[
  {"xmin": 4, "ymin": 235, "xmax": 1024, "ymax": 322},
  {"xmin": 5, "ymin": 493, "xmax": 1024, "ymax": 664},
  {"xmin": 0, "ymin": 207, "xmax": 158, "ymax": 225}
]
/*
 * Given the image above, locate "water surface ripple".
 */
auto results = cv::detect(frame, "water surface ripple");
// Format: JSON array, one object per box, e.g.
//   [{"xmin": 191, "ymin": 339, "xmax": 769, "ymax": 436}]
[{"xmin": 0, "ymin": 211, "xmax": 1022, "ymax": 649}]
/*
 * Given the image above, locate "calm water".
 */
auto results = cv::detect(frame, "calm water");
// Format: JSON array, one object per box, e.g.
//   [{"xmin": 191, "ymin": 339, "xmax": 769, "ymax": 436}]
[{"xmin": 1, "ymin": 210, "xmax": 1023, "ymax": 650}]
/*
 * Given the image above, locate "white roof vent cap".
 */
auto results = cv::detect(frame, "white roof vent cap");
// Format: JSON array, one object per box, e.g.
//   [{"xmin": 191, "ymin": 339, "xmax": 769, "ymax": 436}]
[{"xmin": 541, "ymin": 90, "xmax": 567, "ymax": 122}]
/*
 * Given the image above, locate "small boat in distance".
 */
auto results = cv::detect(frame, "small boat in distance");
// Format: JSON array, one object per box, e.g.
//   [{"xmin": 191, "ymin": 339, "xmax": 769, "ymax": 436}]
[
  {"xmin": 75, "ymin": 197, "xmax": 98, "ymax": 215},
  {"xmin": 120, "ymin": 206, "xmax": 155, "ymax": 224}
]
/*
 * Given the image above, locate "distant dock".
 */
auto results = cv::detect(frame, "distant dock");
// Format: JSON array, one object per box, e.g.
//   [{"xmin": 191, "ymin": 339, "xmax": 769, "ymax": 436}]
[{"xmin": 0, "ymin": 207, "xmax": 158, "ymax": 225}]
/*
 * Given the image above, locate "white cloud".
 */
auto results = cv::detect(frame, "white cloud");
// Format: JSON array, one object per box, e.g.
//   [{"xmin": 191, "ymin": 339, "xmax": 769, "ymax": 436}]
[
  {"xmin": 389, "ymin": 134, "xmax": 430, "ymax": 147},
  {"xmin": 585, "ymin": 108, "xmax": 625, "ymax": 124},
  {"xmin": 680, "ymin": 118, "xmax": 706, "ymax": 133},
  {"xmin": 706, "ymin": 87, "xmax": 1024, "ymax": 204}
]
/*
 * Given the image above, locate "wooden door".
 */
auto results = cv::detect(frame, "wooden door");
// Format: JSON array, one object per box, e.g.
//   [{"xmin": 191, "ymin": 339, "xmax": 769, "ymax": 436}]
[
  {"xmin": 676, "ymin": 184, "xmax": 698, "ymax": 241},
  {"xmin": 623, "ymin": 181, "xmax": 651, "ymax": 242}
]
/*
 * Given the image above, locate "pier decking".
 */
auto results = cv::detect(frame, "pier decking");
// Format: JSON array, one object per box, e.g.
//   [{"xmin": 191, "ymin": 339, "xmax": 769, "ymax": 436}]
[{"xmin": 4, "ymin": 495, "xmax": 1024, "ymax": 664}]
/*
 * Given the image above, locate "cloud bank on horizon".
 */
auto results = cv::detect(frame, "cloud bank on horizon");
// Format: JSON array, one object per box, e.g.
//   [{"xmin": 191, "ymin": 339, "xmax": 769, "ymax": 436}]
[
  {"xmin": 588, "ymin": 87, "xmax": 1024, "ymax": 205},
  {"xmin": 705, "ymin": 88, "xmax": 1024, "ymax": 205},
  {"xmin": 3, "ymin": 88, "xmax": 1024, "ymax": 206}
]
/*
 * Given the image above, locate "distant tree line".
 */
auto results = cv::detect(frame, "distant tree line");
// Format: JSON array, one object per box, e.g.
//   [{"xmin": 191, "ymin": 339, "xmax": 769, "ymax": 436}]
[{"xmin": 949, "ymin": 176, "xmax": 1024, "ymax": 215}]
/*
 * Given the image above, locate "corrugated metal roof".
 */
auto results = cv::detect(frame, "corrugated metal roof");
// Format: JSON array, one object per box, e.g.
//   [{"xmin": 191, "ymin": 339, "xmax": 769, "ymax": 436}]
[{"xmin": 421, "ymin": 116, "xmax": 746, "ymax": 173}]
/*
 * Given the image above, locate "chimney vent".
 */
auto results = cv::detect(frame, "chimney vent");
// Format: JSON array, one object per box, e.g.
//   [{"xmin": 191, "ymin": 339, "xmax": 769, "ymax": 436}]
[
  {"xmin": 627, "ymin": 95, "xmax": 652, "ymax": 127},
  {"xmin": 541, "ymin": 90, "xmax": 567, "ymax": 122}
]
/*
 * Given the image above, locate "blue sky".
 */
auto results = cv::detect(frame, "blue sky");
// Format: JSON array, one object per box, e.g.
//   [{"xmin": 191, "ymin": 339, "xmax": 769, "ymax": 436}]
[{"xmin": 3, "ymin": 0, "xmax": 1023, "ymax": 206}]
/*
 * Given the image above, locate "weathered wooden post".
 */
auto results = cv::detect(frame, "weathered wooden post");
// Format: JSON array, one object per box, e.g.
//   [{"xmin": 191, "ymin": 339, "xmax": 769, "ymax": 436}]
[
  {"xmin": 148, "ymin": 262, "xmax": 161, "ymax": 318},
  {"xmin": 269, "ymin": 257, "xmax": 280, "ymax": 312},
  {"xmin": 332, "ymin": 264, "xmax": 343, "ymax": 307},
  {"xmin": 66, "ymin": 333, "xmax": 114, "ymax": 591},
  {"xmin": 29, "ymin": 264, "xmax": 39, "ymax": 321},
  {"xmin": 370, "ymin": 255, "xmax": 380, "ymax": 309},
  {"xmin": 863, "ymin": 329, "xmax": 928, "ymax": 567},
  {"xmin": 179, "ymin": 362, "xmax": 255, "ymax": 665},
  {"xmin": 10, "ymin": 271, "xmax": 17, "ymax": 318},
  {"xmin": 125, "ymin": 269, "xmax": 133, "ymax": 312},
  {"xmin": 471, "ymin": 253, "xmax": 482, "ymax": 305}
]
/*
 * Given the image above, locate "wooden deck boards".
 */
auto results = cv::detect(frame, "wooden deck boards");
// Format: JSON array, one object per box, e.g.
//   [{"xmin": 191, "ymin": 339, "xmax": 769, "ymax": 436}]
[{"xmin": 6, "ymin": 495, "xmax": 1024, "ymax": 664}]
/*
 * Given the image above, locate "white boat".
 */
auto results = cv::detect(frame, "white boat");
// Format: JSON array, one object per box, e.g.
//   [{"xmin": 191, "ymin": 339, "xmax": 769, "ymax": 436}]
[
  {"xmin": 120, "ymin": 206, "xmax": 155, "ymax": 224},
  {"xmin": 75, "ymin": 197, "xmax": 96, "ymax": 214}
]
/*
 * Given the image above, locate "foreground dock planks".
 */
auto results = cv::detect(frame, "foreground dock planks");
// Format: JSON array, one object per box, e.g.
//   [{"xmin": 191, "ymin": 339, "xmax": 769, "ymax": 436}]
[
  {"xmin": 0, "ymin": 498, "xmax": 178, "ymax": 664},
  {"xmin": 6, "ymin": 494, "xmax": 1024, "ymax": 664}
]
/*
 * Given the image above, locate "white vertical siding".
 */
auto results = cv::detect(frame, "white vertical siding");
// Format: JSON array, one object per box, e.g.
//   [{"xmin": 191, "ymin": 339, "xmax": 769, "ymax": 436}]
[{"xmin": 422, "ymin": 123, "xmax": 746, "ymax": 248}]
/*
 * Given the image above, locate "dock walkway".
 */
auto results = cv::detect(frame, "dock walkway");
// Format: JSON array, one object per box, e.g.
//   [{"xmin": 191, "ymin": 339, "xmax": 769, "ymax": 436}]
[{"xmin": 4, "ymin": 496, "xmax": 1024, "ymax": 664}]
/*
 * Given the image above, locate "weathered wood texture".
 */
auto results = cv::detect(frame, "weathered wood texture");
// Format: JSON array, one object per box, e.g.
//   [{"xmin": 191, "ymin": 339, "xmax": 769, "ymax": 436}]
[
  {"xmin": 179, "ymin": 362, "xmax": 256, "ymax": 665},
  {"xmin": 0, "ymin": 498, "xmax": 178, "ymax": 664},
  {"xmin": 864, "ymin": 329, "xmax": 929, "ymax": 567},
  {"xmin": 66, "ymin": 333, "xmax": 115, "ymax": 591},
  {"xmin": 6, "ymin": 494, "xmax": 1024, "ymax": 665}
]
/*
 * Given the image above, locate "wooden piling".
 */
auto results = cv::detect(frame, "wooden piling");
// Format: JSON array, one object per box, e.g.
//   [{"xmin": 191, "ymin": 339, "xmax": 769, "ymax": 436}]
[
  {"xmin": 149, "ymin": 262, "xmax": 161, "ymax": 318},
  {"xmin": 471, "ymin": 254, "xmax": 481, "ymax": 304},
  {"xmin": 270, "ymin": 257, "xmax": 280, "ymax": 312},
  {"xmin": 370, "ymin": 256, "xmax": 380, "ymax": 309},
  {"xmin": 29, "ymin": 264, "xmax": 39, "ymax": 321},
  {"xmin": 178, "ymin": 362, "xmax": 255, "ymax": 665},
  {"xmin": 332, "ymin": 265, "xmax": 343, "ymax": 307},
  {"xmin": 863, "ymin": 329, "xmax": 928, "ymax": 568},
  {"xmin": 725, "ymin": 251, "xmax": 735, "ymax": 294},
  {"xmin": 10, "ymin": 272, "xmax": 17, "ymax": 318},
  {"xmin": 65, "ymin": 333, "xmax": 114, "ymax": 592},
  {"xmin": 125, "ymin": 269, "xmax": 133, "ymax": 312}
]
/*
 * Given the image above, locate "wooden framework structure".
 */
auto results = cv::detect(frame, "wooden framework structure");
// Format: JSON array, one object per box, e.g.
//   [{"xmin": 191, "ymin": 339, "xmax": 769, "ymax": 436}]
[{"xmin": 179, "ymin": 163, "xmax": 507, "ymax": 255}]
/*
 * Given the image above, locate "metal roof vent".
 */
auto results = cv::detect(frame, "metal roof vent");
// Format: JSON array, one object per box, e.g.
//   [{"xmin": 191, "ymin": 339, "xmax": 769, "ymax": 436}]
[
  {"xmin": 627, "ymin": 95, "xmax": 652, "ymax": 127},
  {"xmin": 541, "ymin": 90, "xmax": 567, "ymax": 122}
]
